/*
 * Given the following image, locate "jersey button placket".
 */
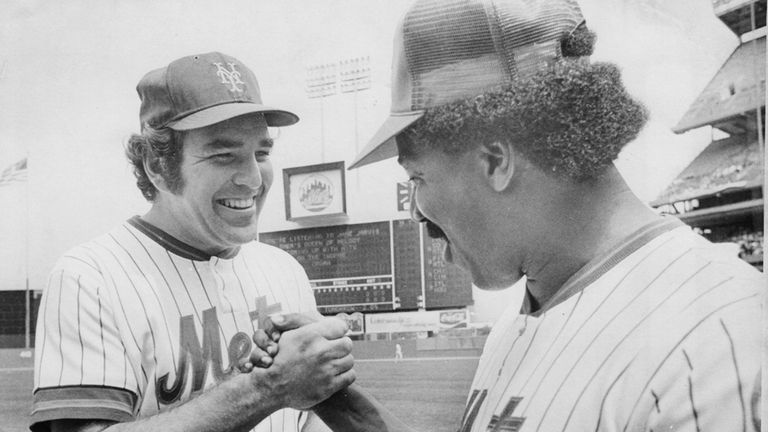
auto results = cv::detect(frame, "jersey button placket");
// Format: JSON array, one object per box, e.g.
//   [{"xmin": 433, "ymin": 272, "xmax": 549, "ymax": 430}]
[{"xmin": 209, "ymin": 258, "xmax": 230, "ymax": 314}]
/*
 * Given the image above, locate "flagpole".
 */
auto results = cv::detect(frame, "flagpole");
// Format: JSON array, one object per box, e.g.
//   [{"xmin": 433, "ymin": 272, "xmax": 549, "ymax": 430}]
[{"xmin": 24, "ymin": 153, "xmax": 30, "ymax": 349}]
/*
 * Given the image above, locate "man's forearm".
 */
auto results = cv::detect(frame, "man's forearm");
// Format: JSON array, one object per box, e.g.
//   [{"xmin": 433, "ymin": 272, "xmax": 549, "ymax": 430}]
[
  {"xmin": 54, "ymin": 372, "xmax": 281, "ymax": 432},
  {"xmin": 54, "ymin": 318, "xmax": 355, "ymax": 432},
  {"xmin": 312, "ymin": 384, "xmax": 417, "ymax": 432}
]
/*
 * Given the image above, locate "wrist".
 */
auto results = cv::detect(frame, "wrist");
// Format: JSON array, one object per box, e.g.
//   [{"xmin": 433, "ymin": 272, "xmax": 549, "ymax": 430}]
[{"xmin": 223, "ymin": 369, "xmax": 284, "ymax": 419}]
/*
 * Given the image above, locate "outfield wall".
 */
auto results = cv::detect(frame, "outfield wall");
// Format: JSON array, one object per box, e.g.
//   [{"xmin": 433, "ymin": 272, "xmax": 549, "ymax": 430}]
[
  {"xmin": 352, "ymin": 336, "xmax": 487, "ymax": 359},
  {"xmin": 0, "ymin": 291, "xmax": 40, "ymax": 348}
]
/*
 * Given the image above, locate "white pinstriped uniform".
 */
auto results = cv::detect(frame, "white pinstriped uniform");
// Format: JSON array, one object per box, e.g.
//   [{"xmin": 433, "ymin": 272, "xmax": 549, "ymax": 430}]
[
  {"xmin": 460, "ymin": 218, "xmax": 763, "ymax": 432},
  {"xmin": 31, "ymin": 217, "xmax": 317, "ymax": 432}
]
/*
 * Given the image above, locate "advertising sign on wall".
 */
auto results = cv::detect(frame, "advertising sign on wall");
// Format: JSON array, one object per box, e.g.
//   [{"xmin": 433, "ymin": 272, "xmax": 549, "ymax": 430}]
[
  {"xmin": 335, "ymin": 311, "xmax": 365, "ymax": 335},
  {"xmin": 364, "ymin": 309, "xmax": 468, "ymax": 334}
]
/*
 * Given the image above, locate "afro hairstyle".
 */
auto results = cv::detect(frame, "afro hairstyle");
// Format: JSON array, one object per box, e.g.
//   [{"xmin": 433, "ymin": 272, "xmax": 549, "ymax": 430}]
[{"xmin": 396, "ymin": 24, "xmax": 649, "ymax": 181}]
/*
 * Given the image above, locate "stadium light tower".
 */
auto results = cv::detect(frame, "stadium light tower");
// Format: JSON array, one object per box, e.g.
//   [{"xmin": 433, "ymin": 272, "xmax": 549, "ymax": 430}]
[
  {"xmin": 339, "ymin": 56, "xmax": 372, "ymax": 156},
  {"xmin": 305, "ymin": 57, "xmax": 372, "ymax": 165},
  {"xmin": 305, "ymin": 62, "xmax": 338, "ymax": 161}
]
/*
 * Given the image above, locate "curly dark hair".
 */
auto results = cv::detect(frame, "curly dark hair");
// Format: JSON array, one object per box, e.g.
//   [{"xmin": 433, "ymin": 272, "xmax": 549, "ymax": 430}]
[
  {"xmin": 396, "ymin": 26, "xmax": 648, "ymax": 181},
  {"xmin": 125, "ymin": 126, "xmax": 186, "ymax": 201}
]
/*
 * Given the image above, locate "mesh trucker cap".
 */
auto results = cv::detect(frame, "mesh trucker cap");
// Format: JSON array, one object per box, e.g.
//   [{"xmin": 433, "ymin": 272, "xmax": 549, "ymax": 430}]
[
  {"xmin": 349, "ymin": 0, "xmax": 585, "ymax": 169},
  {"xmin": 137, "ymin": 52, "xmax": 299, "ymax": 131}
]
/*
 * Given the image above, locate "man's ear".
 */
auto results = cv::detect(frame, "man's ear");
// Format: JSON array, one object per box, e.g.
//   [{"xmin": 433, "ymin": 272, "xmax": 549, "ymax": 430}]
[
  {"xmin": 143, "ymin": 157, "xmax": 170, "ymax": 194},
  {"xmin": 479, "ymin": 140, "xmax": 515, "ymax": 192}
]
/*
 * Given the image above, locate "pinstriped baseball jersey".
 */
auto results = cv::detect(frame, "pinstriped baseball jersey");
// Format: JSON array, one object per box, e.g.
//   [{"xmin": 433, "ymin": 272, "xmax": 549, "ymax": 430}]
[
  {"xmin": 31, "ymin": 216, "xmax": 317, "ymax": 432},
  {"xmin": 460, "ymin": 218, "xmax": 763, "ymax": 432}
]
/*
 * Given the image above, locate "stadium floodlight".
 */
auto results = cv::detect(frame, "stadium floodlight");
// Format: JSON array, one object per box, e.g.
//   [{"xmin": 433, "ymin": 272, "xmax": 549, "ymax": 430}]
[
  {"xmin": 339, "ymin": 56, "xmax": 372, "ymax": 165},
  {"xmin": 305, "ymin": 63, "xmax": 338, "ymax": 99},
  {"xmin": 339, "ymin": 56, "xmax": 371, "ymax": 93},
  {"xmin": 304, "ymin": 57, "xmax": 372, "ymax": 163},
  {"xmin": 304, "ymin": 62, "xmax": 339, "ymax": 159}
]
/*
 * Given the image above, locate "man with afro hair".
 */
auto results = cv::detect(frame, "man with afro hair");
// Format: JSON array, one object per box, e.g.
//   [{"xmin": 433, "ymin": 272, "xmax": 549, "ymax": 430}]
[{"xmin": 269, "ymin": 0, "xmax": 763, "ymax": 431}]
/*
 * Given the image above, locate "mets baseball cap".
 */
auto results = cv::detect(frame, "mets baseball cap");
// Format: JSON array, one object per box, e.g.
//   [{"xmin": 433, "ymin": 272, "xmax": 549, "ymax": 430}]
[
  {"xmin": 349, "ymin": 0, "xmax": 586, "ymax": 169},
  {"xmin": 137, "ymin": 52, "xmax": 299, "ymax": 131}
]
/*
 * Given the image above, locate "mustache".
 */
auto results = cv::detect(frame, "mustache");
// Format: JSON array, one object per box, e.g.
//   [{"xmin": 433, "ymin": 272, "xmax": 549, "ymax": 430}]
[{"xmin": 424, "ymin": 220, "xmax": 447, "ymax": 240}]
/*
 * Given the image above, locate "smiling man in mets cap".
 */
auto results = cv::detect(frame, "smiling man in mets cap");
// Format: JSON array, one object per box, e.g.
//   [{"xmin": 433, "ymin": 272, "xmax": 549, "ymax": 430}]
[
  {"xmin": 31, "ymin": 52, "xmax": 356, "ymax": 432},
  {"xmin": 267, "ymin": 0, "xmax": 762, "ymax": 430}
]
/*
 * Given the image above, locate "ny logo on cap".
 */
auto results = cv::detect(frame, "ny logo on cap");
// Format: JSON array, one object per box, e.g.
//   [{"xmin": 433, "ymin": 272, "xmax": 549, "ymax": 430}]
[{"xmin": 214, "ymin": 62, "xmax": 245, "ymax": 92}]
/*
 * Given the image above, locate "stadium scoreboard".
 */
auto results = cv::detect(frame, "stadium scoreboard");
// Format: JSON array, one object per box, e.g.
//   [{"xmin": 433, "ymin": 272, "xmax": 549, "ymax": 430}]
[{"xmin": 259, "ymin": 219, "xmax": 472, "ymax": 314}]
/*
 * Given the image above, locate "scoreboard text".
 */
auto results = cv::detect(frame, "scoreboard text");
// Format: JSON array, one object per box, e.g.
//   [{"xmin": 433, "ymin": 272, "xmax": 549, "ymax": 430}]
[{"xmin": 259, "ymin": 220, "xmax": 472, "ymax": 314}]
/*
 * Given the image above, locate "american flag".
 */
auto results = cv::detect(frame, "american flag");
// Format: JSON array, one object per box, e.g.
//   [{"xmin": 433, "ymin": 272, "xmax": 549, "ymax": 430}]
[{"xmin": 0, "ymin": 157, "xmax": 27, "ymax": 186}]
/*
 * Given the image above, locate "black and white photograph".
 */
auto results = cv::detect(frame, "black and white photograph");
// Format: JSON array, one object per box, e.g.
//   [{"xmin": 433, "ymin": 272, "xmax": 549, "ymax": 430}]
[{"xmin": 0, "ymin": 0, "xmax": 764, "ymax": 431}]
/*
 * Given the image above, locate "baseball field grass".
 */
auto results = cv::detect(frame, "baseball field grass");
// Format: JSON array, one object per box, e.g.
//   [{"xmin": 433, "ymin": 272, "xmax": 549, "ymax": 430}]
[{"xmin": 0, "ymin": 350, "xmax": 477, "ymax": 432}]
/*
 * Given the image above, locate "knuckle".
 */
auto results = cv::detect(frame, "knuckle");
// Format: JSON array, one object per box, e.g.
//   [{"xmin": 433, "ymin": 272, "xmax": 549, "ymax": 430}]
[
  {"xmin": 333, "ymin": 318, "xmax": 349, "ymax": 333},
  {"xmin": 254, "ymin": 330, "xmax": 271, "ymax": 345},
  {"xmin": 343, "ymin": 355, "xmax": 355, "ymax": 371},
  {"xmin": 341, "ymin": 336, "xmax": 354, "ymax": 352},
  {"xmin": 344, "ymin": 370, "xmax": 357, "ymax": 386},
  {"xmin": 283, "ymin": 330, "xmax": 307, "ymax": 348},
  {"xmin": 261, "ymin": 320, "xmax": 275, "ymax": 335},
  {"xmin": 336, "ymin": 359, "xmax": 353, "ymax": 374},
  {"xmin": 294, "ymin": 324, "xmax": 313, "ymax": 337}
]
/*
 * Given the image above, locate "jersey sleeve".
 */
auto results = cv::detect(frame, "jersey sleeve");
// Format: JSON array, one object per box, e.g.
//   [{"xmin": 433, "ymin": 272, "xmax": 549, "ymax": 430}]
[
  {"xmin": 31, "ymin": 250, "xmax": 140, "ymax": 430},
  {"xmin": 640, "ymin": 299, "xmax": 761, "ymax": 432}
]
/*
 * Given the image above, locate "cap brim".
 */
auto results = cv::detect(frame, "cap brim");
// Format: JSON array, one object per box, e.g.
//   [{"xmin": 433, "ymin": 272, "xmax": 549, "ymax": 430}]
[
  {"xmin": 167, "ymin": 102, "xmax": 299, "ymax": 130},
  {"xmin": 349, "ymin": 111, "xmax": 423, "ymax": 169}
]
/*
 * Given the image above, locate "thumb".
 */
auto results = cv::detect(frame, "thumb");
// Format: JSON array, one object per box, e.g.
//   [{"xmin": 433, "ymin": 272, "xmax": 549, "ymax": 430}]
[
  {"xmin": 307, "ymin": 317, "xmax": 350, "ymax": 340},
  {"xmin": 265, "ymin": 312, "xmax": 319, "ymax": 341}
]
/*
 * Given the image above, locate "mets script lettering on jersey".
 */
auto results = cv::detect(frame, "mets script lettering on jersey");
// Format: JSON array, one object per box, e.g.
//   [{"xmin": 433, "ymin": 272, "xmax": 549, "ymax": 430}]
[
  {"xmin": 156, "ymin": 296, "xmax": 281, "ymax": 405},
  {"xmin": 214, "ymin": 62, "xmax": 245, "ymax": 92}
]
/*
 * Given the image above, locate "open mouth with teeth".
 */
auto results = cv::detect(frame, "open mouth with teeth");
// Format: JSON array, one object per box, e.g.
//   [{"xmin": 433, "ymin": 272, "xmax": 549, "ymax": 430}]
[{"xmin": 218, "ymin": 197, "xmax": 256, "ymax": 210}]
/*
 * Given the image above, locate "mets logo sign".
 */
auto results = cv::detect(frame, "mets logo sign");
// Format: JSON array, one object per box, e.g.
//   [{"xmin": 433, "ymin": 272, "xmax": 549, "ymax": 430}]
[
  {"xmin": 299, "ymin": 174, "xmax": 334, "ymax": 212},
  {"xmin": 214, "ymin": 62, "xmax": 245, "ymax": 92}
]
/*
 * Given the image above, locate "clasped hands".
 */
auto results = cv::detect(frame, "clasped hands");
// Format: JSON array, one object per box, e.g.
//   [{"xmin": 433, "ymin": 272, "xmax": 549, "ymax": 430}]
[{"xmin": 234, "ymin": 313, "xmax": 355, "ymax": 410}]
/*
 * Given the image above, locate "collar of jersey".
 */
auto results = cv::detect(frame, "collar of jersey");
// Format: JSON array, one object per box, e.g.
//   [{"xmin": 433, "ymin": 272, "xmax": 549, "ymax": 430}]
[
  {"xmin": 127, "ymin": 215, "xmax": 220, "ymax": 261},
  {"xmin": 521, "ymin": 216, "xmax": 685, "ymax": 316}
]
